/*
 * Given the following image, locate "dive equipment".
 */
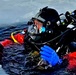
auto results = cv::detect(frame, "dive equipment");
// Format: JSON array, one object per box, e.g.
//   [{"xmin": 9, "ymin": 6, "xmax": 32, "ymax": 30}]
[{"xmin": 11, "ymin": 30, "xmax": 25, "ymax": 44}]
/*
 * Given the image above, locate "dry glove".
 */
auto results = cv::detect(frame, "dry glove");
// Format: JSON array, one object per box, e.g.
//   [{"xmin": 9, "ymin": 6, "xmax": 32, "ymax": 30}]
[{"xmin": 40, "ymin": 45, "xmax": 62, "ymax": 66}]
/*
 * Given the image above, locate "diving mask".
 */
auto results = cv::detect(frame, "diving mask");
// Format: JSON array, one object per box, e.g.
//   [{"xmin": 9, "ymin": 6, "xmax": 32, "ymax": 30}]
[{"xmin": 28, "ymin": 24, "xmax": 45, "ymax": 41}]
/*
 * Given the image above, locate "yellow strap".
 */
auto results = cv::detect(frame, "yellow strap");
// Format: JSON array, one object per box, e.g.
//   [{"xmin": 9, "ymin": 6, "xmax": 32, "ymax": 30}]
[{"xmin": 11, "ymin": 31, "xmax": 19, "ymax": 44}]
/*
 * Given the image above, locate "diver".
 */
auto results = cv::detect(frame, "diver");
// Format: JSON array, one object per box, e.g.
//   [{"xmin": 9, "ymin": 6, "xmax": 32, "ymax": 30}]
[
  {"xmin": 24, "ymin": 6, "xmax": 76, "ymax": 55},
  {"xmin": 24, "ymin": 6, "xmax": 65, "ymax": 53},
  {"xmin": 24, "ymin": 6, "xmax": 76, "ymax": 71},
  {"xmin": 0, "ymin": 6, "xmax": 76, "ymax": 73},
  {"xmin": 39, "ymin": 9, "xmax": 76, "ymax": 71}
]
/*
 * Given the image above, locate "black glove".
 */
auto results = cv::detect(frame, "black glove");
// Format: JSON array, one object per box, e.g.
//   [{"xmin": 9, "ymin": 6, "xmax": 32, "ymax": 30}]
[
  {"xmin": 65, "ymin": 10, "xmax": 76, "ymax": 24},
  {"xmin": 65, "ymin": 11, "xmax": 72, "ymax": 24}
]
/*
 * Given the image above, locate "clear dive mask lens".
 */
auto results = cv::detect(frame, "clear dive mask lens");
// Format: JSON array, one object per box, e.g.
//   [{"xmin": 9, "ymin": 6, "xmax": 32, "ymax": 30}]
[
  {"xmin": 28, "ymin": 25, "xmax": 37, "ymax": 34},
  {"xmin": 28, "ymin": 24, "xmax": 40, "ymax": 41},
  {"xmin": 28, "ymin": 24, "xmax": 46, "ymax": 41}
]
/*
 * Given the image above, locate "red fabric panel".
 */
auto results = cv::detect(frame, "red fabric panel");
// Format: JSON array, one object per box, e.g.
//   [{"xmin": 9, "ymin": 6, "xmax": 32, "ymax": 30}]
[
  {"xmin": 63, "ymin": 52, "xmax": 76, "ymax": 71},
  {"xmin": 12, "ymin": 33, "xmax": 25, "ymax": 44},
  {"xmin": 0, "ymin": 39, "xmax": 13, "ymax": 47}
]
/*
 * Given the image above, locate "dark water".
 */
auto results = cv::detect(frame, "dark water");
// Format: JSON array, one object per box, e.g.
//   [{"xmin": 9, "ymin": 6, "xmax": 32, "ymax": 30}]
[
  {"xmin": 0, "ymin": 0, "xmax": 76, "ymax": 74},
  {"xmin": 0, "ymin": 23, "xmax": 75, "ymax": 75},
  {"xmin": 0, "ymin": 22, "xmax": 27, "ymax": 41}
]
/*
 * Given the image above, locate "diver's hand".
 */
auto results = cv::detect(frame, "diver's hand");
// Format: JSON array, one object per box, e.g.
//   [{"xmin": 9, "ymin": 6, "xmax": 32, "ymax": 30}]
[{"xmin": 40, "ymin": 45, "xmax": 62, "ymax": 66}]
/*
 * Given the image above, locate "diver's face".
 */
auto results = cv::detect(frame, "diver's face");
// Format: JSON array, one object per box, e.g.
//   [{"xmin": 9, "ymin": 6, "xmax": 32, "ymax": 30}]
[{"xmin": 34, "ymin": 19, "xmax": 43, "ymax": 30}]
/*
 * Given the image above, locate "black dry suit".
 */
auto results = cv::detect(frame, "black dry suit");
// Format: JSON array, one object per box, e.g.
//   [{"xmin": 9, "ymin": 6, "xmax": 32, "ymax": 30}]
[
  {"xmin": 23, "ymin": 7, "xmax": 63, "ymax": 71},
  {"xmin": 24, "ymin": 7, "xmax": 76, "ymax": 71},
  {"xmin": 23, "ymin": 24, "xmax": 62, "ymax": 72}
]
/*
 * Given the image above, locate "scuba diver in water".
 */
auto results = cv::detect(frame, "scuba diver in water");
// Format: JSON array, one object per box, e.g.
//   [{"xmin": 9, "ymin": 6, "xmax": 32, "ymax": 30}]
[
  {"xmin": 0, "ymin": 6, "xmax": 76, "ymax": 72},
  {"xmin": 24, "ymin": 6, "xmax": 76, "ymax": 72},
  {"xmin": 39, "ymin": 8, "xmax": 76, "ymax": 71},
  {"xmin": 24, "ymin": 6, "xmax": 62, "ymax": 53}
]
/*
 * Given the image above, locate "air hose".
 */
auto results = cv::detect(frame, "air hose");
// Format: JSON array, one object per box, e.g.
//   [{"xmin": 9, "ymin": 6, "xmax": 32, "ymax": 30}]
[{"xmin": 29, "ymin": 26, "xmax": 76, "ymax": 45}]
